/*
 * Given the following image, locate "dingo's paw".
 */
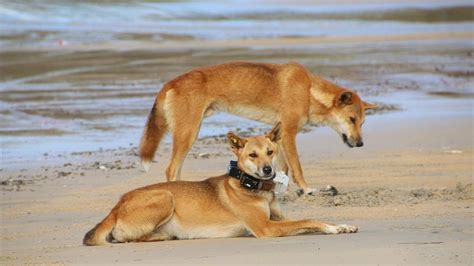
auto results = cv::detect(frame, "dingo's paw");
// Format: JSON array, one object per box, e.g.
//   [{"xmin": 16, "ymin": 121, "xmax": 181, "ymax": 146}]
[
  {"xmin": 142, "ymin": 160, "xmax": 151, "ymax": 172},
  {"xmin": 324, "ymin": 224, "xmax": 359, "ymax": 234},
  {"xmin": 319, "ymin": 185, "xmax": 338, "ymax": 196},
  {"xmin": 337, "ymin": 224, "xmax": 359, "ymax": 234},
  {"xmin": 297, "ymin": 186, "xmax": 337, "ymax": 196}
]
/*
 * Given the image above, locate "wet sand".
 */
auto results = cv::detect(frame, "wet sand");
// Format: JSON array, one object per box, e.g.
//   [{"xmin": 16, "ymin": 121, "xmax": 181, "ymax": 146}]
[{"xmin": 1, "ymin": 34, "xmax": 473, "ymax": 168}]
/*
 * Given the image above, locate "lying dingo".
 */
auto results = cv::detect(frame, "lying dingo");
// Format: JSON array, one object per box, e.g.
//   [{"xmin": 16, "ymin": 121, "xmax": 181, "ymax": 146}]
[
  {"xmin": 84, "ymin": 123, "xmax": 358, "ymax": 246},
  {"xmin": 139, "ymin": 62, "xmax": 376, "ymax": 194}
]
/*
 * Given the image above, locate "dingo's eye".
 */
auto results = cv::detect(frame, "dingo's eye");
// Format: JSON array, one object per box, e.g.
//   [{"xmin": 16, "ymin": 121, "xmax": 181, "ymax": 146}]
[
  {"xmin": 249, "ymin": 153, "xmax": 257, "ymax": 158},
  {"xmin": 350, "ymin": 117, "xmax": 356, "ymax": 124},
  {"xmin": 267, "ymin": 150, "xmax": 274, "ymax": 156}
]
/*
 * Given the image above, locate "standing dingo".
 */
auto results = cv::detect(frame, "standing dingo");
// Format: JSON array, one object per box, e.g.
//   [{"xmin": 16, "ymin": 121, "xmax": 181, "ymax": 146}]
[{"xmin": 140, "ymin": 62, "xmax": 375, "ymax": 194}]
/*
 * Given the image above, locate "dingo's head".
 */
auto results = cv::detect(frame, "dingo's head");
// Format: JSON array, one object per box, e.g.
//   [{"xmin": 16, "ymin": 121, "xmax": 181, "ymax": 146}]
[
  {"xmin": 328, "ymin": 91, "xmax": 376, "ymax": 148},
  {"xmin": 227, "ymin": 123, "xmax": 282, "ymax": 180}
]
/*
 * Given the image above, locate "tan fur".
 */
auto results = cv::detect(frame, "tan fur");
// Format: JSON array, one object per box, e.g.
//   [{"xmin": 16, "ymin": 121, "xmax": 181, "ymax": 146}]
[
  {"xmin": 139, "ymin": 61, "xmax": 376, "ymax": 193},
  {"xmin": 84, "ymin": 125, "xmax": 358, "ymax": 246}
]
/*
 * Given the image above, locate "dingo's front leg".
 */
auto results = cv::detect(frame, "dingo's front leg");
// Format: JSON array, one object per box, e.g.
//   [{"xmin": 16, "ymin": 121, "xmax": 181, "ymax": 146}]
[
  {"xmin": 280, "ymin": 123, "xmax": 317, "ymax": 195},
  {"xmin": 243, "ymin": 206, "xmax": 358, "ymax": 237},
  {"xmin": 269, "ymin": 198, "xmax": 285, "ymax": 221},
  {"xmin": 248, "ymin": 219, "xmax": 358, "ymax": 238}
]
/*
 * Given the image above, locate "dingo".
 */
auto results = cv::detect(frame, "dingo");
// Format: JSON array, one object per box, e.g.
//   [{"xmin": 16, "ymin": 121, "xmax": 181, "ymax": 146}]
[
  {"xmin": 140, "ymin": 62, "xmax": 375, "ymax": 194},
  {"xmin": 83, "ymin": 123, "xmax": 358, "ymax": 246}
]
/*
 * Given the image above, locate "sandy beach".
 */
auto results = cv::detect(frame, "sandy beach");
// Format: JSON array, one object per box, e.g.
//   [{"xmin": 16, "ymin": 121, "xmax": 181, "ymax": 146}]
[
  {"xmin": 1, "ymin": 91, "xmax": 472, "ymax": 264},
  {"xmin": 1, "ymin": 0, "xmax": 473, "ymax": 265}
]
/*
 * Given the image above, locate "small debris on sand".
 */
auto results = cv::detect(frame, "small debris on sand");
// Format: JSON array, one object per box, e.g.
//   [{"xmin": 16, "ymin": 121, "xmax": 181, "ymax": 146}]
[
  {"xmin": 198, "ymin": 153, "xmax": 210, "ymax": 159},
  {"xmin": 282, "ymin": 183, "xmax": 473, "ymax": 207}
]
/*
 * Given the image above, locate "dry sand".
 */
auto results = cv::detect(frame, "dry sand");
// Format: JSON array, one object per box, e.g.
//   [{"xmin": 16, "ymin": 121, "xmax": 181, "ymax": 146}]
[{"xmin": 1, "ymin": 91, "xmax": 472, "ymax": 264}]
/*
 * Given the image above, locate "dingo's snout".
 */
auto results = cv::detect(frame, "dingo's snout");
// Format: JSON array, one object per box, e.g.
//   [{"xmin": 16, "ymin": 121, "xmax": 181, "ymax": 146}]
[
  {"xmin": 262, "ymin": 165, "xmax": 273, "ymax": 176},
  {"xmin": 257, "ymin": 164, "xmax": 274, "ymax": 179},
  {"xmin": 342, "ymin": 134, "xmax": 363, "ymax": 148},
  {"xmin": 342, "ymin": 133, "xmax": 364, "ymax": 148}
]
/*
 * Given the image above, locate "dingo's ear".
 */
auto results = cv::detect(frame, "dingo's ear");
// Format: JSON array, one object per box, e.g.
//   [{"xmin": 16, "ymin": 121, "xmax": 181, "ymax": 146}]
[
  {"xmin": 227, "ymin": 132, "xmax": 246, "ymax": 151},
  {"xmin": 266, "ymin": 122, "xmax": 282, "ymax": 142},
  {"xmin": 337, "ymin": 91, "xmax": 353, "ymax": 106},
  {"xmin": 363, "ymin": 101, "xmax": 377, "ymax": 110}
]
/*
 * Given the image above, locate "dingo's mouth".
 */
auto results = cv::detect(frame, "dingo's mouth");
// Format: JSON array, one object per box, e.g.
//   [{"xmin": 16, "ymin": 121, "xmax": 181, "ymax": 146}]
[
  {"xmin": 254, "ymin": 172, "xmax": 276, "ymax": 180},
  {"xmin": 342, "ymin": 133, "xmax": 354, "ymax": 148}
]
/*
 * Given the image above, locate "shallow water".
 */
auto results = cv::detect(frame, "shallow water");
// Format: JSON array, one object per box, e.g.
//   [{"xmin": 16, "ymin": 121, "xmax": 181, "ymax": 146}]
[
  {"xmin": 0, "ymin": 0, "xmax": 473, "ymax": 169},
  {"xmin": 1, "ymin": 0, "xmax": 472, "ymax": 48}
]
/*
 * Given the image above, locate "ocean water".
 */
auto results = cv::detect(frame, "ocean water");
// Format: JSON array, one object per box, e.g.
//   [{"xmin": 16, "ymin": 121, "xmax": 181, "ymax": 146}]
[
  {"xmin": 1, "ymin": 0, "xmax": 473, "ymax": 48},
  {"xmin": 0, "ymin": 0, "xmax": 473, "ymax": 168}
]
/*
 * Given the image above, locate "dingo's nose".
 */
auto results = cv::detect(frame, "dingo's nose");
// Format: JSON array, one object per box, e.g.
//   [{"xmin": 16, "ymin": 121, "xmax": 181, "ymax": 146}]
[
  {"xmin": 356, "ymin": 141, "xmax": 364, "ymax": 147},
  {"xmin": 263, "ymin": 166, "xmax": 272, "ymax": 175}
]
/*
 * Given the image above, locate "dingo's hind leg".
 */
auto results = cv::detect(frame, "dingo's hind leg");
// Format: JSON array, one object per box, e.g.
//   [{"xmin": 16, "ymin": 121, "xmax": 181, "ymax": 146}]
[
  {"xmin": 111, "ymin": 190, "xmax": 174, "ymax": 243},
  {"xmin": 164, "ymin": 92, "xmax": 206, "ymax": 181}
]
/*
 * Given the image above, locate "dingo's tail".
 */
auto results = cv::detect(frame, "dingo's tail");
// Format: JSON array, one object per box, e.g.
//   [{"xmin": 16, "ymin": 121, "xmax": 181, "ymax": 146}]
[
  {"xmin": 139, "ymin": 101, "xmax": 168, "ymax": 171},
  {"xmin": 83, "ymin": 213, "xmax": 116, "ymax": 246}
]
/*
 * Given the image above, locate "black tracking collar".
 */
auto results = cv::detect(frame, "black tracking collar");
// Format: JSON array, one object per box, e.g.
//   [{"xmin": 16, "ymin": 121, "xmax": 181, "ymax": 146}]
[{"xmin": 227, "ymin": 160, "xmax": 275, "ymax": 191}]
